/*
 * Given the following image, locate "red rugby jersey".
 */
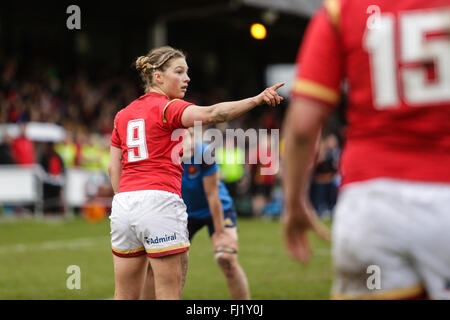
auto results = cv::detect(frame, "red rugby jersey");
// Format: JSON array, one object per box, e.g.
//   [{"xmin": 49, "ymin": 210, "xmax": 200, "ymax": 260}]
[
  {"xmin": 292, "ymin": 0, "xmax": 450, "ymax": 186},
  {"xmin": 111, "ymin": 92, "xmax": 193, "ymax": 196}
]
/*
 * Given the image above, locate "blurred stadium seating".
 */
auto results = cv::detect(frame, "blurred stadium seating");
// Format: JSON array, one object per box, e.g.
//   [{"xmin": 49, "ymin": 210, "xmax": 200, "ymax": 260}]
[{"xmin": 0, "ymin": 0, "xmax": 341, "ymax": 218}]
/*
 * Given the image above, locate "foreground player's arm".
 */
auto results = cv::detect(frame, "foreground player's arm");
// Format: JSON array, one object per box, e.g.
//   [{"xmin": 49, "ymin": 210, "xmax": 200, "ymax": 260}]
[
  {"xmin": 181, "ymin": 83, "xmax": 284, "ymax": 128},
  {"xmin": 282, "ymin": 1, "xmax": 342, "ymax": 264},
  {"xmin": 203, "ymin": 172, "xmax": 237, "ymax": 251},
  {"xmin": 108, "ymin": 146, "xmax": 122, "ymax": 194},
  {"xmin": 283, "ymin": 97, "xmax": 331, "ymax": 264}
]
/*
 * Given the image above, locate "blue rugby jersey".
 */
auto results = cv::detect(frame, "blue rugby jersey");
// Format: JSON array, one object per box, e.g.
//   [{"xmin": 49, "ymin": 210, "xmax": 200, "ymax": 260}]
[{"xmin": 181, "ymin": 143, "xmax": 233, "ymax": 219}]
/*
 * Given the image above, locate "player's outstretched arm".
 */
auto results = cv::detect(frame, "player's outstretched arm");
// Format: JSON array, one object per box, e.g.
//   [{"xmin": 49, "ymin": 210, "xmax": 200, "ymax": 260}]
[
  {"xmin": 181, "ymin": 83, "xmax": 284, "ymax": 128},
  {"xmin": 282, "ymin": 96, "xmax": 331, "ymax": 265}
]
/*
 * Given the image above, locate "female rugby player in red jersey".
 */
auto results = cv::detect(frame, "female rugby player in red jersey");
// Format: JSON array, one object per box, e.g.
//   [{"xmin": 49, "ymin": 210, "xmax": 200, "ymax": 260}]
[{"xmin": 108, "ymin": 46, "xmax": 284, "ymax": 300}]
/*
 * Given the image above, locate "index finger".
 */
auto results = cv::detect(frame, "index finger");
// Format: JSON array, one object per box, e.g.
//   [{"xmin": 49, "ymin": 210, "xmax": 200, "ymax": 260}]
[{"xmin": 271, "ymin": 82, "xmax": 285, "ymax": 91}]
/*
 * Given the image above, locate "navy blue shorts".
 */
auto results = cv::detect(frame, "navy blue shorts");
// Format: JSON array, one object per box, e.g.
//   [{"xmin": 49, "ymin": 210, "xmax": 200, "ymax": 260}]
[{"xmin": 187, "ymin": 208, "xmax": 237, "ymax": 241}]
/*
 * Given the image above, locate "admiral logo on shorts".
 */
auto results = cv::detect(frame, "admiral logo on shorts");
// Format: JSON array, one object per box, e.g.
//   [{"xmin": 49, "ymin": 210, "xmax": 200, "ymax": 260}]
[{"xmin": 145, "ymin": 233, "xmax": 177, "ymax": 245}]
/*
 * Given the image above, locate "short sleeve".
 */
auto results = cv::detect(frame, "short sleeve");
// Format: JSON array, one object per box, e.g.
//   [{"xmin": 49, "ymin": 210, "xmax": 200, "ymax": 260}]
[
  {"xmin": 110, "ymin": 112, "xmax": 122, "ymax": 148},
  {"xmin": 163, "ymin": 99, "xmax": 194, "ymax": 130},
  {"xmin": 291, "ymin": 2, "xmax": 343, "ymax": 108}
]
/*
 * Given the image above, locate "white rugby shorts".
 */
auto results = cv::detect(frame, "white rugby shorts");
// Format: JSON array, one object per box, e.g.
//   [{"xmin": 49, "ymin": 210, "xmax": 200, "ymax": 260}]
[
  {"xmin": 331, "ymin": 178, "xmax": 450, "ymax": 299},
  {"xmin": 110, "ymin": 190, "xmax": 190, "ymax": 258}
]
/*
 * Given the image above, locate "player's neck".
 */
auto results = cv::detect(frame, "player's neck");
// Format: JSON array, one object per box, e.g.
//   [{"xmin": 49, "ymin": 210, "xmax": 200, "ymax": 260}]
[{"xmin": 148, "ymin": 86, "xmax": 169, "ymax": 99}]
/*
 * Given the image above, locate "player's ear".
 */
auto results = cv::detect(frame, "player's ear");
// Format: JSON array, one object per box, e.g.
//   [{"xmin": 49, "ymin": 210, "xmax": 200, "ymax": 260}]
[{"xmin": 153, "ymin": 71, "xmax": 163, "ymax": 84}]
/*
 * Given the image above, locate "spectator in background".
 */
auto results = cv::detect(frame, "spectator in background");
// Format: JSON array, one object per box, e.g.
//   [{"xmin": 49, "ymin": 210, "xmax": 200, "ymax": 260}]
[
  {"xmin": 0, "ymin": 135, "xmax": 14, "ymax": 164},
  {"xmin": 73, "ymin": 127, "xmax": 87, "ymax": 167},
  {"xmin": 11, "ymin": 122, "xmax": 35, "ymax": 166},
  {"xmin": 309, "ymin": 133, "xmax": 340, "ymax": 218},
  {"xmin": 0, "ymin": 137, "xmax": 14, "ymax": 215},
  {"xmin": 248, "ymin": 133, "xmax": 278, "ymax": 216},
  {"xmin": 55, "ymin": 131, "xmax": 77, "ymax": 169},
  {"xmin": 83, "ymin": 134, "xmax": 114, "ymax": 208},
  {"xmin": 80, "ymin": 134, "xmax": 104, "ymax": 171},
  {"xmin": 261, "ymin": 112, "xmax": 279, "ymax": 131},
  {"xmin": 39, "ymin": 142, "xmax": 65, "ymax": 213}
]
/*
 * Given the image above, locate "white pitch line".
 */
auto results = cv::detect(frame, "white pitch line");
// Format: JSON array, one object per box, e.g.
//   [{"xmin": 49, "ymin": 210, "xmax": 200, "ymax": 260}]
[
  {"xmin": 0, "ymin": 236, "xmax": 110, "ymax": 254},
  {"xmin": 0, "ymin": 236, "xmax": 331, "ymax": 257}
]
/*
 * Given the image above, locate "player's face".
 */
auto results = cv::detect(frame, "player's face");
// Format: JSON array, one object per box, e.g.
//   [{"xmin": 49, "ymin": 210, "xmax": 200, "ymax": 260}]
[{"xmin": 161, "ymin": 58, "xmax": 190, "ymax": 99}]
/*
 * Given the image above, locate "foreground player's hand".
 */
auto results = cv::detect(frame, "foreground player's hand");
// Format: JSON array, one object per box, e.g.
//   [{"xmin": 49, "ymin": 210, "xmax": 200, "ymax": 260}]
[
  {"xmin": 283, "ymin": 203, "xmax": 330, "ymax": 265},
  {"xmin": 212, "ymin": 230, "xmax": 238, "ymax": 254},
  {"xmin": 256, "ymin": 83, "xmax": 285, "ymax": 107}
]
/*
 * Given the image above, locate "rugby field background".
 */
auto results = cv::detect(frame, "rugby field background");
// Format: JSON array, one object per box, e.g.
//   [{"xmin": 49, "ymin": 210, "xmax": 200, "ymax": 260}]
[{"xmin": 0, "ymin": 216, "xmax": 332, "ymax": 299}]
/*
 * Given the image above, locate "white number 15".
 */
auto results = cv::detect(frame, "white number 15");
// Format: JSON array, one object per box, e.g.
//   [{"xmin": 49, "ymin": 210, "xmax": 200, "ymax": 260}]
[{"xmin": 364, "ymin": 8, "xmax": 450, "ymax": 109}]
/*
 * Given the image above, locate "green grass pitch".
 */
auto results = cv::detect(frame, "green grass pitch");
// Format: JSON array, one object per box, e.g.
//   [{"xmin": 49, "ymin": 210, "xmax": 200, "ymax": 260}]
[{"xmin": 0, "ymin": 216, "xmax": 332, "ymax": 299}]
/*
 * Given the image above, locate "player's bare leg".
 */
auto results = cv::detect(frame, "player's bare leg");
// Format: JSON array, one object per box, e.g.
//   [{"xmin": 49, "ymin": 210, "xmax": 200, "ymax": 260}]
[
  {"xmin": 142, "ymin": 252, "xmax": 188, "ymax": 300},
  {"xmin": 148, "ymin": 251, "xmax": 188, "ymax": 300},
  {"xmin": 113, "ymin": 254, "xmax": 148, "ymax": 300},
  {"xmin": 214, "ymin": 227, "xmax": 250, "ymax": 300},
  {"xmin": 141, "ymin": 262, "xmax": 156, "ymax": 300}
]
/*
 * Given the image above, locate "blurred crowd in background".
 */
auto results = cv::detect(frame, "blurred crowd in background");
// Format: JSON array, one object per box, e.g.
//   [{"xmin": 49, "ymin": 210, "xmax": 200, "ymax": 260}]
[{"xmin": 0, "ymin": 56, "xmax": 341, "ymax": 219}]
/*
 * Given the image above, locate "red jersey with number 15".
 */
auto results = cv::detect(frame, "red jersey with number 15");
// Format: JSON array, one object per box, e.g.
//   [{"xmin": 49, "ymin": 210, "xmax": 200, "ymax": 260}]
[
  {"xmin": 111, "ymin": 92, "xmax": 193, "ymax": 196},
  {"xmin": 292, "ymin": 0, "xmax": 450, "ymax": 186}
]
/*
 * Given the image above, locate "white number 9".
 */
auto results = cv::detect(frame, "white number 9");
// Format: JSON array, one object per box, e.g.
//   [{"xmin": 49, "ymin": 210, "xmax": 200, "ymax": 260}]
[{"xmin": 127, "ymin": 119, "xmax": 148, "ymax": 162}]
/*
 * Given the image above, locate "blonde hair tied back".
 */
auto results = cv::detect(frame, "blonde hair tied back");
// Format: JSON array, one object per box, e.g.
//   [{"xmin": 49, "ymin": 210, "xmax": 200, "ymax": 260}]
[
  {"xmin": 135, "ymin": 46, "xmax": 186, "ymax": 91},
  {"xmin": 135, "ymin": 56, "xmax": 154, "ymax": 75}
]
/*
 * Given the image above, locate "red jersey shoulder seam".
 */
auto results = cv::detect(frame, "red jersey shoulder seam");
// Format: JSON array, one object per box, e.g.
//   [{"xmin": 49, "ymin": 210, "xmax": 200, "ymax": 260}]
[{"xmin": 162, "ymin": 99, "xmax": 181, "ymax": 123}]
